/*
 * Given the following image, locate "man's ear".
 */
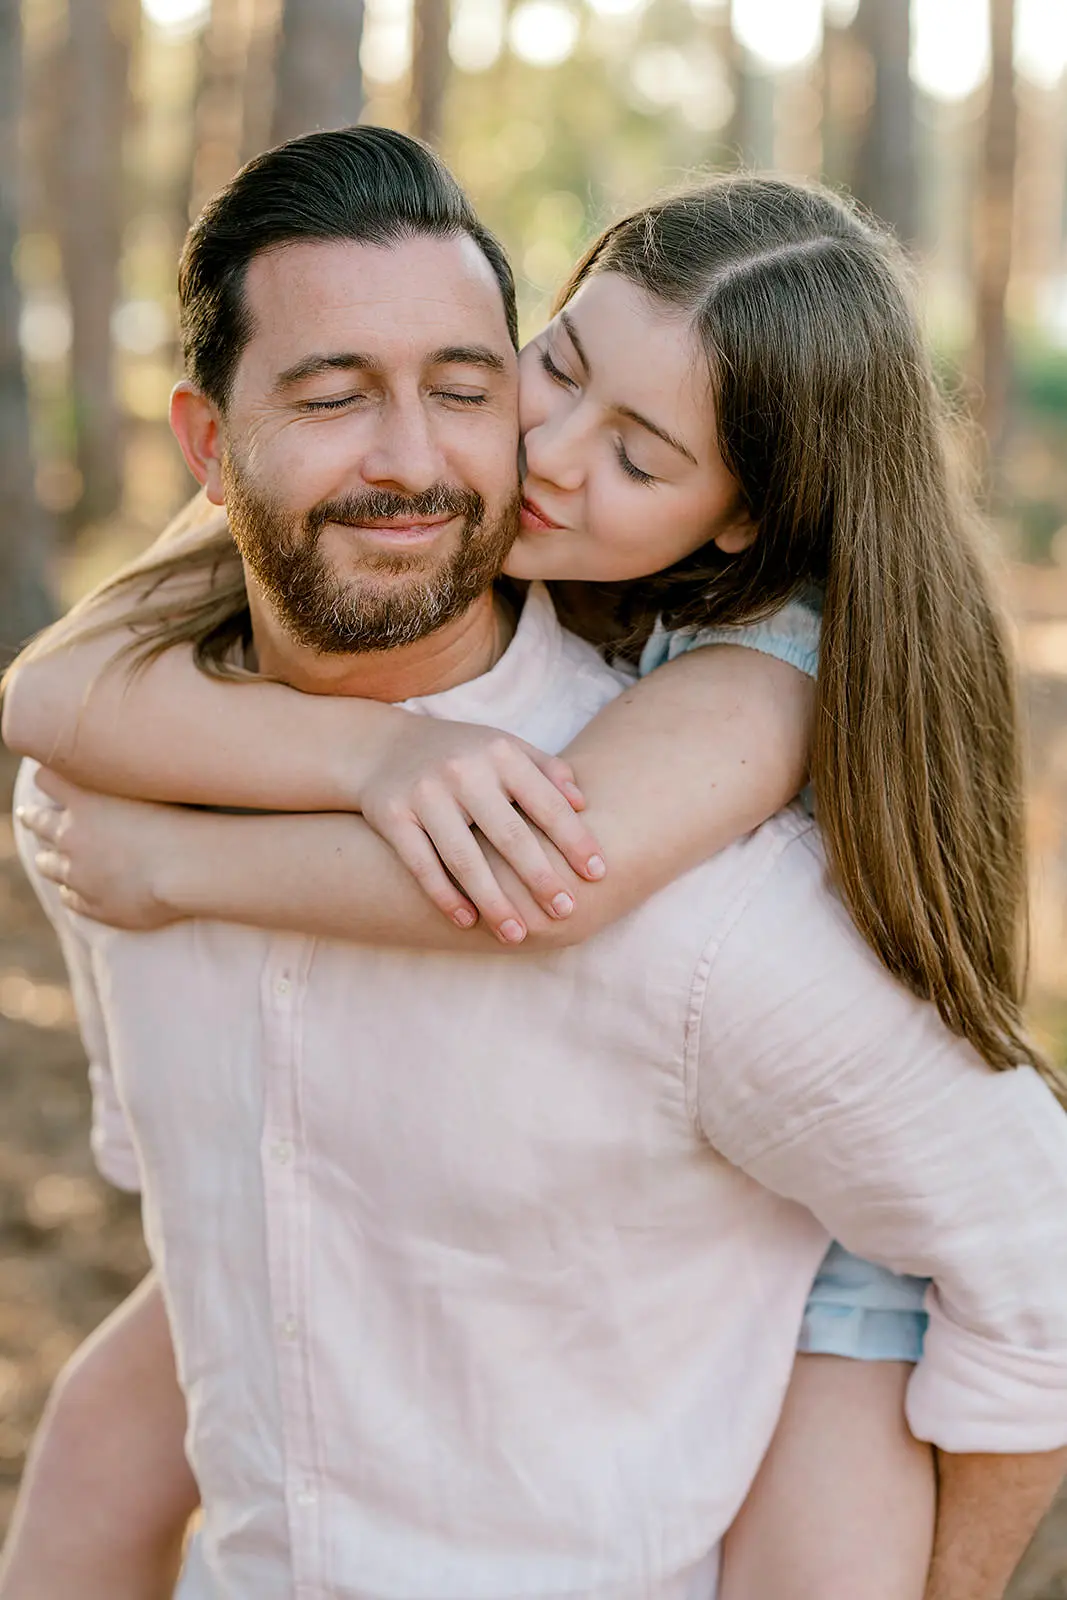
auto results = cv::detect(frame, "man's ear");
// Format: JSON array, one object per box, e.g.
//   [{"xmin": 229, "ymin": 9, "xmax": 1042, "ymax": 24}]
[{"xmin": 170, "ymin": 382, "xmax": 227, "ymax": 506}]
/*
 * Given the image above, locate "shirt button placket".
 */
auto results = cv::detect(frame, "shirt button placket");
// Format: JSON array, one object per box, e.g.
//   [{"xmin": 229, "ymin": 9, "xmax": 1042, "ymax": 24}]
[{"xmin": 261, "ymin": 939, "xmax": 323, "ymax": 1588}]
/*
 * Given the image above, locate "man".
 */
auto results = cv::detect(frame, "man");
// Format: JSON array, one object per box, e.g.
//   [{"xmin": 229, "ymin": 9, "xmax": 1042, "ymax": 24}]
[{"xmin": 5, "ymin": 127, "xmax": 1067, "ymax": 1598}]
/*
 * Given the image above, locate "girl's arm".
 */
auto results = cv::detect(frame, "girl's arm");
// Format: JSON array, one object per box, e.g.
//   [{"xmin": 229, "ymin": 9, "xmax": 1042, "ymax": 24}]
[
  {"xmin": 22, "ymin": 644, "xmax": 812, "ymax": 950},
  {"xmin": 1, "ymin": 580, "xmax": 605, "ymax": 932},
  {"xmin": 0, "ymin": 1274, "xmax": 197, "ymax": 1600}
]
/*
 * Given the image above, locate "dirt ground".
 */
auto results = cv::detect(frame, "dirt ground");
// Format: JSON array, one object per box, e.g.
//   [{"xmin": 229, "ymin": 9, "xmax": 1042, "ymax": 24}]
[{"xmin": 2, "ymin": 746, "xmax": 1067, "ymax": 1595}]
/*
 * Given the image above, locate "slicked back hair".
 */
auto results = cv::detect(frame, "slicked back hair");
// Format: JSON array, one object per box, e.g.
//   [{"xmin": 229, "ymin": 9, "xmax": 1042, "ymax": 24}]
[{"xmin": 178, "ymin": 124, "xmax": 518, "ymax": 408}]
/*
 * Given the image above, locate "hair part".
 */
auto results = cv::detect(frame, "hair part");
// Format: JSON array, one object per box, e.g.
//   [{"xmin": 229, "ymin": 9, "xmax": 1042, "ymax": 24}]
[{"xmin": 556, "ymin": 173, "xmax": 1051, "ymax": 1087}]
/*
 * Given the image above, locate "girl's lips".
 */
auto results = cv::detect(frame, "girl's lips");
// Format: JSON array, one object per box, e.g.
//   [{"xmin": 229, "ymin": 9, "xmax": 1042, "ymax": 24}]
[{"xmin": 520, "ymin": 496, "xmax": 565, "ymax": 532}]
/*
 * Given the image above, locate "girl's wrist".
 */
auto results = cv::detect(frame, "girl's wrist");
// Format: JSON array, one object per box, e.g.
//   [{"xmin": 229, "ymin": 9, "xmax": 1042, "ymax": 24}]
[
  {"xmin": 325, "ymin": 700, "xmax": 416, "ymax": 813},
  {"xmin": 151, "ymin": 811, "xmax": 220, "ymax": 919}
]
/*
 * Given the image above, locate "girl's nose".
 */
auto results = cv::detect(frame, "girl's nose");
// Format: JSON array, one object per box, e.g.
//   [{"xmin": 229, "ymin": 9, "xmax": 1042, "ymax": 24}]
[{"xmin": 522, "ymin": 416, "xmax": 585, "ymax": 494}]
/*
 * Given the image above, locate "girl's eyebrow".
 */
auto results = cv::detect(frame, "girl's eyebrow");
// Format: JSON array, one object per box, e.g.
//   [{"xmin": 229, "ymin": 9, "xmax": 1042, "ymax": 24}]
[
  {"xmin": 617, "ymin": 406, "xmax": 697, "ymax": 466},
  {"xmin": 559, "ymin": 311, "xmax": 591, "ymax": 374},
  {"xmin": 560, "ymin": 310, "xmax": 697, "ymax": 465}
]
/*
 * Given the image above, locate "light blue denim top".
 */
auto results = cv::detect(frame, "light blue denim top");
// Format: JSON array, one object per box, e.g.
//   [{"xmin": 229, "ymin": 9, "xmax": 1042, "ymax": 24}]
[{"xmin": 640, "ymin": 590, "xmax": 929, "ymax": 1363}]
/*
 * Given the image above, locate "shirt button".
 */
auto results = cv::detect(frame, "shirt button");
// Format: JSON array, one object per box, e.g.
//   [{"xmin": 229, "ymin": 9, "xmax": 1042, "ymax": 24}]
[
  {"xmin": 295, "ymin": 1486, "xmax": 318, "ymax": 1508},
  {"xmin": 281, "ymin": 1316, "xmax": 299, "ymax": 1340},
  {"xmin": 270, "ymin": 1140, "xmax": 293, "ymax": 1165},
  {"xmin": 273, "ymin": 976, "xmax": 291, "ymax": 998}
]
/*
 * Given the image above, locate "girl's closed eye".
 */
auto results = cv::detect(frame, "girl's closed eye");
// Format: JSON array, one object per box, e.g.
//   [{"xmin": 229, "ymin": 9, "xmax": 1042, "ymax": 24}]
[
  {"xmin": 614, "ymin": 441, "xmax": 656, "ymax": 486},
  {"xmin": 540, "ymin": 346, "xmax": 577, "ymax": 389}
]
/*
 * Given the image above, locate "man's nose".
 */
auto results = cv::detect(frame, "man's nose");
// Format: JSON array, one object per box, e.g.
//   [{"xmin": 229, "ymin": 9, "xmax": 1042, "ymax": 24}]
[{"xmin": 360, "ymin": 394, "xmax": 447, "ymax": 493}]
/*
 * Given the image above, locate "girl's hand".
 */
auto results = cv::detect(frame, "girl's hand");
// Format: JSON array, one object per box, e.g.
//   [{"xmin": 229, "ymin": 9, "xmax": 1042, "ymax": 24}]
[
  {"xmin": 17, "ymin": 770, "xmax": 179, "ymax": 931},
  {"xmin": 359, "ymin": 720, "xmax": 606, "ymax": 942}
]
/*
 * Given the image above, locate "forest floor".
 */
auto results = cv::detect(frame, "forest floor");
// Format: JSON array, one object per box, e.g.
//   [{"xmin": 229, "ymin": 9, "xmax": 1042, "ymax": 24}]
[{"xmin": 2, "ymin": 715, "xmax": 1067, "ymax": 1592}]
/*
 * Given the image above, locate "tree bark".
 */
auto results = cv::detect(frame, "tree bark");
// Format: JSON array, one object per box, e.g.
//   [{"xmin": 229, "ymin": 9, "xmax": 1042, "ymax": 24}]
[
  {"xmin": 718, "ymin": 0, "xmax": 762, "ymax": 169},
  {"xmin": 269, "ymin": 0, "xmax": 365, "ymax": 147},
  {"xmin": 58, "ymin": 0, "xmax": 140, "ymax": 525},
  {"xmin": 974, "ymin": 0, "xmax": 1017, "ymax": 473},
  {"xmin": 849, "ymin": 0, "xmax": 918, "ymax": 244},
  {"xmin": 188, "ymin": 0, "xmax": 259, "ymax": 219},
  {"xmin": 411, "ymin": 0, "xmax": 451, "ymax": 148},
  {"xmin": 0, "ymin": 0, "xmax": 54, "ymax": 660}
]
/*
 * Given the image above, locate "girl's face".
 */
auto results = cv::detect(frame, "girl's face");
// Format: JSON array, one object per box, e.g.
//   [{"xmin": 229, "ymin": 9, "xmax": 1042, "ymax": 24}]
[{"xmin": 506, "ymin": 272, "xmax": 754, "ymax": 584}]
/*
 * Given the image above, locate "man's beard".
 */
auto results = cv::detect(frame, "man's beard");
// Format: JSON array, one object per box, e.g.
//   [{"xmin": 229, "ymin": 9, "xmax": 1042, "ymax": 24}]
[{"xmin": 222, "ymin": 458, "xmax": 520, "ymax": 655}]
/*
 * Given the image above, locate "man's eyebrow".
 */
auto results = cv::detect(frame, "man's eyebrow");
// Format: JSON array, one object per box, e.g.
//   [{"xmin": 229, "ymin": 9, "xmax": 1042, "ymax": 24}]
[
  {"xmin": 560, "ymin": 310, "xmax": 697, "ymax": 465},
  {"xmin": 274, "ymin": 346, "xmax": 507, "ymax": 391},
  {"xmin": 429, "ymin": 344, "xmax": 507, "ymax": 373},
  {"xmin": 273, "ymin": 353, "xmax": 374, "ymax": 390}
]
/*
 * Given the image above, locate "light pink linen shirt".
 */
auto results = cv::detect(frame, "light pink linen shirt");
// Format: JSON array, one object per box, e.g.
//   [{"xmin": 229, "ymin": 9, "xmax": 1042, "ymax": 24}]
[{"xmin": 17, "ymin": 583, "xmax": 1067, "ymax": 1600}]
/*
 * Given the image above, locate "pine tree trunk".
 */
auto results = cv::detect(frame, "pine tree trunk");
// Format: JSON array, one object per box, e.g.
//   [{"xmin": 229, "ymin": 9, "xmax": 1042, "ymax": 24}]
[
  {"xmin": 850, "ymin": 0, "xmax": 917, "ymax": 243},
  {"xmin": 58, "ymin": 0, "xmax": 139, "ymax": 525},
  {"xmin": 188, "ymin": 0, "xmax": 259, "ymax": 219},
  {"xmin": 721, "ymin": 0, "xmax": 761, "ymax": 169},
  {"xmin": 0, "ymin": 0, "xmax": 54, "ymax": 660},
  {"xmin": 411, "ymin": 0, "xmax": 451, "ymax": 148},
  {"xmin": 975, "ymin": 0, "xmax": 1017, "ymax": 472},
  {"xmin": 269, "ymin": 0, "xmax": 365, "ymax": 147}
]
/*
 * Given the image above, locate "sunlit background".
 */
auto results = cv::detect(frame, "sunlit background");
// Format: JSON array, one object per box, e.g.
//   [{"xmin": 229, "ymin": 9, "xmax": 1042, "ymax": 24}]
[{"xmin": 3, "ymin": 3, "xmax": 1067, "ymax": 1587}]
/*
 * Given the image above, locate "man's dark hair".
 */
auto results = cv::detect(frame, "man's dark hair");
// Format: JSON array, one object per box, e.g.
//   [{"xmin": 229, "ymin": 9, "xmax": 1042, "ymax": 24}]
[{"xmin": 178, "ymin": 125, "xmax": 518, "ymax": 407}]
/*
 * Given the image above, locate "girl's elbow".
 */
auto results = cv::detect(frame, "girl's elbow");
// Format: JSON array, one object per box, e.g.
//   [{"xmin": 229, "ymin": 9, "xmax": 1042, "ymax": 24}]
[
  {"xmin": 0, "ymin": 666, "xmax": 39, "ymax": 756},
  {"xmin": 1, "ymin": 665, "xmax": 75, "ymax": 764}
]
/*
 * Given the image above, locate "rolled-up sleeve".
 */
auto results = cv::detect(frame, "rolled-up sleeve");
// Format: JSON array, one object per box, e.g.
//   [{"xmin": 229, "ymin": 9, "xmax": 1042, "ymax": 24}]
[
  {"xmin": 694, "ymin": 820, "xmax": 1067, "ymax": 1452},
  {"xmin": 13, "ymin": 761, "xmax": 141, "ymax": 1193}
]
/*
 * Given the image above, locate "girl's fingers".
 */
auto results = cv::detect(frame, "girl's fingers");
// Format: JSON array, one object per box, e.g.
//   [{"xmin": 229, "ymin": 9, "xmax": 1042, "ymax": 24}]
[
  {"xmin": 15, "ymin": 804, "xmax": 62, "ymax": 844},
  {"xmin": 58, "ymin": 884, "xmax": 93, "ymax": 918},
  {"xmin": 380, "ymin": 817, "xmax": 483, "ymax": 932},
  {"xmin": 411, "ymin": 797, "xmax": 529, "ymax": 943},
  {"xmin": 496, "ymin": 755, "xmax": 605, "ymax": 881},
  {"xmin": 531, "ymin": 751, "xmax": 586, "ymax": 811},
  {"xmin": 34, "ymin": 768, "xmax": 75, "ymax": 804},
  {"xmin": 462, "ymin": 790, "xmax": 579, "ymax": 919},
  {"xmin": 34, "ymin": 848, "xmax": 72, "ymax": 887}
]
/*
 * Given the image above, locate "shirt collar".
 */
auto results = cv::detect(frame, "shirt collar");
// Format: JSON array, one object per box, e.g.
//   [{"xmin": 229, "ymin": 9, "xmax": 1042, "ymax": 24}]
[{"xmin": 402, "ymin": 583, "xmax": 562, "ymax": 726}]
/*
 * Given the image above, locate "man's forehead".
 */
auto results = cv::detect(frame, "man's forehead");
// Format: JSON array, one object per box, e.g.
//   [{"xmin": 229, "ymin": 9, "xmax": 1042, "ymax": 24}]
[{"xmin": 243, "ymin": 234, "xmax": 512, "ymax": 351}]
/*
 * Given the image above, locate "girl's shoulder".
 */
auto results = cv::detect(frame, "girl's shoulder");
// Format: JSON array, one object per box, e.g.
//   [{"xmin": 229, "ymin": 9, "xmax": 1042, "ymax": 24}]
[{"xmin": 639, "ymin": 585, "xmax": 823, "ymax": 681}]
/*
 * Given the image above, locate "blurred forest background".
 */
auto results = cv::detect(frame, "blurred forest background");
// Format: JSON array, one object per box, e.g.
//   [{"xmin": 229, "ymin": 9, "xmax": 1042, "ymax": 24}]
[{"xmin": 3, "ymin": 0, "xmax": 1067, "ymax": 1590}]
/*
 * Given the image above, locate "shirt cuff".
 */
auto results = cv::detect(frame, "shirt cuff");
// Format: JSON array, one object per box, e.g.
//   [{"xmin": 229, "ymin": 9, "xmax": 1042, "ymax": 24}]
[{"xmin": 906, "ymin": 1292, "xmax": 1067, "ymax": 1452}]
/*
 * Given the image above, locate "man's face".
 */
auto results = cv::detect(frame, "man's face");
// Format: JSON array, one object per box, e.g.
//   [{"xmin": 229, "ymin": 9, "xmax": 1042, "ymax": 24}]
[{"xmin": 217, "ymin": 234, "xmax": 520, "ymax": 654}]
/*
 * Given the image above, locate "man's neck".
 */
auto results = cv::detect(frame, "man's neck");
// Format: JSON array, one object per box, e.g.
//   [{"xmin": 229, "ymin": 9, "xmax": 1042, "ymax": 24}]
[{"xmin": 249, "ymin": 587, "xmax": 515, "ymax": 702}]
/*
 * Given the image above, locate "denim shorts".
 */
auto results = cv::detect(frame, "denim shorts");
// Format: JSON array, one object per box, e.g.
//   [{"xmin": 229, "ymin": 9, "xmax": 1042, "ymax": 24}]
[{"xmin": 799, "ymin": 1243, "xmax": 929, "ymax": 1362}]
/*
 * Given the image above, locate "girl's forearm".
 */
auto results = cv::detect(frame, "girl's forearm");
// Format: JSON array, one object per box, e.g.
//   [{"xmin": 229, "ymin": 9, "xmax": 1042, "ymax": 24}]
[
  {"xmin": 3, "ymin": 637, "xmax": 407, "ymax": 813},
  {"xmin": 152, "ymin": 645, "xmax": 812, "ymax": 951},
  {"xmin": 156, "ymin": 808, "xmax": 528, "ymax": 949}
]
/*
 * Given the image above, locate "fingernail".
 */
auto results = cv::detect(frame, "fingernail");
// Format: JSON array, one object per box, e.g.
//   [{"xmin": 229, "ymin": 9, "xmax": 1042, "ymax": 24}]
[
  {"xmin": 586, "ymin": 855, "xmax": 606, "ymax": 880},
  {"xmin": 499, "ymin": 919, "xmax": 526, "ymax": 943},
  {"xmin": 563, "ymin": 782, "xmax": 584, "ymax": 804},
  {"xmin": 453, "ymin": 908, "xmax": 477, "ymax": 928},
  {"xmin": 551, "ymin": 892, "xmax": 574, "ymax": 918}
]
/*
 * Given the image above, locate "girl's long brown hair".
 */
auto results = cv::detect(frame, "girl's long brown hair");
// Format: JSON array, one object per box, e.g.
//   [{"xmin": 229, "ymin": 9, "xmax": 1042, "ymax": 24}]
[
  {"xmin": 8, "ymin": 174, "xmax": 1047, "ymax": 1084},
  {"xmin": 557, "ymin": 175, "xmax": 1043, "ymax": 1079}
]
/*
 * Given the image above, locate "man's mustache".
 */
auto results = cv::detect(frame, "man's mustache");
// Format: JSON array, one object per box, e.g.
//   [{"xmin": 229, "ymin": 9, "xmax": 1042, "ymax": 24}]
[{"xmin": 307, "ymin": 486, "xmax": 485, "ymax": 530}]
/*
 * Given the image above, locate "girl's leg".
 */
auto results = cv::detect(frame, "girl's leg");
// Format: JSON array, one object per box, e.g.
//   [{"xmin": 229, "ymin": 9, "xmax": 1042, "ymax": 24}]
[
  {"xmin": 719, "ymin": 1354, "xmax": 935, "ymax": 1600},
  {"xmin": 0, "ymin": 1273, "xmax": 199, "ymax": 1600}
]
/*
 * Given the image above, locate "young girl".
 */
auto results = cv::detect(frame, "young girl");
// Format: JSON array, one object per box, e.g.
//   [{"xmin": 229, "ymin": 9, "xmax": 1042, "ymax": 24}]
[{"xmin": 3, "ymin": 173, "xmax": 1044, "ymax": 1599}]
